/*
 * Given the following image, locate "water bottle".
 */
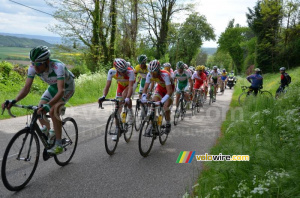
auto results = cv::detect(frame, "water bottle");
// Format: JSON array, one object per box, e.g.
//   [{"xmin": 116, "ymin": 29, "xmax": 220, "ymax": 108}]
[
  {"xmin": 48, "ymin": 129, "xmax": 56, "ymax": 145},
  {"xmin": 40, "ymin": 125, "xmax": 49, "ymax": 136},
  {"xmin": 121, "ymin": 112, "xmax": 126, "ymax": 123},
  {"xmin": 158, "ymin": 115, "xmax": 162, "ymax": 126}
]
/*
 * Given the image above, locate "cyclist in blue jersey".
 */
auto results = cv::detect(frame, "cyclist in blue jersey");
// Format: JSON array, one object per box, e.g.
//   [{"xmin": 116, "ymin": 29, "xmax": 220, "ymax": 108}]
[{"xmin": 246, "ymin": 68, "xmax": 263, "ymax": 96}]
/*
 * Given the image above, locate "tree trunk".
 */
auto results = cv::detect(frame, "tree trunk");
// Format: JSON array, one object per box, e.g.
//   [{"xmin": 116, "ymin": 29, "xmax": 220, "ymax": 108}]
[{"xmin": 109, "ymin": 0, "xmax": 117, "ymax": 61}]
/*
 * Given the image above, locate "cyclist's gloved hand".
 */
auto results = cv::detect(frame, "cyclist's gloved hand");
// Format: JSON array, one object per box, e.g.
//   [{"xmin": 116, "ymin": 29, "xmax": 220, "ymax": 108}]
[
  {"xmin": 161, "ymin": 94, "xmax": 170, "ymax": 104},
  {"xmin": 42, "ymin": 103, "xmax": 51, "ymax": 113},
  {"xmin": 125, "ymin": 97, "xmax": 130, "ymax": 104},
  {"xmin": 141, "ymin": 94, "xmax": 147, "ymax": 103},
  {"xmin": 98, "ymin": 96, "xmax": 106, "ymax": 103},
  {"xmin": 2, "ymin": 99, "xmax": 17, "ymax": 110}
]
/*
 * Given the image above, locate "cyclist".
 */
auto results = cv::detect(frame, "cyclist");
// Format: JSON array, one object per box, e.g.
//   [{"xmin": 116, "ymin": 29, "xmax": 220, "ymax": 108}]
[
  {"xmin": 228, "ymin": 70, "xmax": 236, "ymax": 83},
  {"xmin": 184, "ymin": 64, "xmax": 192, "ymax": 76},
  {"xmin": 173, "ymin": 61, "xmax": 193, "ymax": 116},
  {"xmin": 98, "ymin": 58, "xmax": 135, "ymax": 140},
  {"xmin": 203, "ymin": 66, "xmax": 209, "ymax": 100},
  {"xmin": 192, "ymin": 65, "xmax": 207, "ymax": 106},
  {"xmin": 163, "ymin": 63, "xmax": 175, "ymax": 80},
  {"xmin": 134, "ymin": 55, "xmax": 148, "ymax": 99},
  {"xmin": 246, "ymin": 68, "xmax": 263, "ymax": 96},
  {"xmin": 276, "ymin": 67, "xmax": 291, "ymax": 95},
  {"xmin": 1, "ymin": 46, "xmax": 75, "ymax": 155},
  {"xmin": 220, "ymin": 69, "xmax": 228, "ymax": 91},
  {"xmin": 141, "ymin": 60, "xmax": 174, "ymax": 134},
  {"xmin": 208, "ymin": 66, "xmax": 221, "ymax": 102},
  {"xmin": 189, "ymin": 66, "xmax": 195, "ymax": 75}
]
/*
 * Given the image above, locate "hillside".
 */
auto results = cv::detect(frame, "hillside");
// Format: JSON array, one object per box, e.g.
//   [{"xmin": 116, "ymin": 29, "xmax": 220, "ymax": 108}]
[
  {"xmin": 0, "ymin": 35, "xmax": 52, "ymax": 48},
  {"xmin": 201, "ymin": 47, "xmax": 217, "ymax": 55}
]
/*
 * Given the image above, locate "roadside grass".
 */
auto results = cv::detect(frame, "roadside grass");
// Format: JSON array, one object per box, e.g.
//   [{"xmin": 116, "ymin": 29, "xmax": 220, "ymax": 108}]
[
  {"xmin": 188, "ymin": 67, "xmax": 300, "ymax": 197},
  {"xmin": 0, "ymin": 72, "xmax": 117, "ymax": 120}
]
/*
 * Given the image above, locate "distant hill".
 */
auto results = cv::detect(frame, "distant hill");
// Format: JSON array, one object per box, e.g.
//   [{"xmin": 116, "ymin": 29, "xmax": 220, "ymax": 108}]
[
  {"xmin": 0, "ymin": 35, "xmax": 53, "ymax": 48},
  {"xmin": 0, "ymin": 33, "xmax": 61, "ymax": 45},
  {"xmin": 201, "ymin": 47, "xmax": 217, "ymax": 55}
]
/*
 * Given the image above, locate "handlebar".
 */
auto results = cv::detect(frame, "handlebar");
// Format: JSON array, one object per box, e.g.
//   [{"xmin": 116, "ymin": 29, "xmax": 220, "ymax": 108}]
[
  {"xmin": 2, "ymin": 100, "xmax": 39, "ymax": 118},
  {"xmin": 98, "ymin": 99, "xmax": 125, "ymax": 109}
]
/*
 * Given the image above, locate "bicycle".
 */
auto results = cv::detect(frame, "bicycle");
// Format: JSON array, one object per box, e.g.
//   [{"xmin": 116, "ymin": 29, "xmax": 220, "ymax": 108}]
[
  {"xmin": 1, "ymin": 101, "xmax": 78, "ymax": 191},
  {"xmin": 134, "ymin": 99, "xmax": 149, "ymax": 131},
  {"xmin": 138, "ymin": 101, "xmax": 168, "ymax": 157},
  {"xmin": 275, "ymin": 84, "xmax": 288, "ymax": 99},
  {"xmin": 220, "ymin": 79, "xmax": 226, "ymax": 94},
  {"xmin": 99, "ymin": 99, "xmax": 134, "ymax": 155},
  {"xmin": 208, "ymin": 83, "xmax": 216, "ymax": 105},
  {"xmin": 191, "ymin": 88, "xmax": 204, "ymax": 115},
  {"xmin": 174, "ymin": 90, "xmax": 187, "ymax": 126},
  {"xmin": 238, "ymin": 86, "xmax": 273, "ymax": 106}
]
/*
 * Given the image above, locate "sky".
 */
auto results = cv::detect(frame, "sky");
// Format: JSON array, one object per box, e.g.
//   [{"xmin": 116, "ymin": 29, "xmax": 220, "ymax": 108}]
[{"xmin": 0, "ymin": 0, "xmax": 257, "ymax": 48}]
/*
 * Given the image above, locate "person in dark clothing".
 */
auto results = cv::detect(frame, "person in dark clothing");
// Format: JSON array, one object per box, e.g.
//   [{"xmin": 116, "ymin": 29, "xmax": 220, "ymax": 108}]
[
  {"xmin": 246, "ymin": 68, "xmax": 263, "ymax": 96},
  {"xmin": 276, "ymin": 67, "xmax": 291, "ymax": 96}
]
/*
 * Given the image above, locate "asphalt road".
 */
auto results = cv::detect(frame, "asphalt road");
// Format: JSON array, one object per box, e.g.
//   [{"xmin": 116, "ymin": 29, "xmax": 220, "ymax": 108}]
[{"xmin": 0, "ymin": 89, "xmax": 233, "ymax": 198}]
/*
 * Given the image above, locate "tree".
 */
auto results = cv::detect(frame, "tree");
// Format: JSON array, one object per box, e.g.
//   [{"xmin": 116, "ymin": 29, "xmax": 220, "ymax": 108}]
[
  {"xmin": 141, "ymin": 0, "xmax": 190, "ymax": 59},
  {"xmin": 170, "ymin": 13, "xmax": 215, "ymax": 65},
  {"xmin": 46, "ymin": 0, "xmax": 117, "ymax": 71},
  {"xmin": 217, "ymin": 19, "xmax": 251, "ymax": 73}
]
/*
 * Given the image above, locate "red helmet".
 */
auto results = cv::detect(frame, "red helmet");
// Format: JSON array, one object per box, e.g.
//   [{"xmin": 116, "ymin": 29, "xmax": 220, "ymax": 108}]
[{"xmin": 113, "ymin": 58, "xmax": 127, "ymax": 72}]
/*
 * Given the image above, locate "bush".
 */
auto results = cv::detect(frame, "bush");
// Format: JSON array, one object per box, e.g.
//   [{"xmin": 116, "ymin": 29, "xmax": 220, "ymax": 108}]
[
  {"xmin": 70, "ymin": 64, "xmax": 90, "ymax": 78},
  {"xmin": 0, "ymin": 61, "xmax": 13, "ymax": 77}
]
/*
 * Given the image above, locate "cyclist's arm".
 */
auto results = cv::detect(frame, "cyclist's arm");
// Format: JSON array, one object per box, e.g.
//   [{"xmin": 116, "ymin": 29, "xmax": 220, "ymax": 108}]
[
  {"xmin": 102, "ymin": 80, "xmax": 112, "ymax": 97},
  {"xmin": 188, "ymin": 78, "xmax": 193, "ymax": 92},
  {"xmin": 126, "ymin": 81, "xmax": 134, "ymax": 98},
  {"xmin": 142, "ymin": 82, "xmax": 150, "ymax": 94},
  {"xmin": 49, "ymin": 79, "xmax": 64, "ymax": 107},
  {"xmin": 15, "ymin": 77, "xmax": 34, "ymax": 102}
]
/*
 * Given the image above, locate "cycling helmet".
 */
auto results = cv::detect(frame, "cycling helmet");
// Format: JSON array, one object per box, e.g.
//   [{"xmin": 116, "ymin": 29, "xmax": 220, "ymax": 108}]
[
  {"xmin": 149, "ymin": 60, "xmax": 160, "ymax": 72},
  {"xmin": 176, "ymin": 61, "xmax": 185, "ymax": 69},
  {"xmin": 254, "ymin": 68, "xmax": 261, "ymax": 72},
  {"xmin": 223, "ymin": 69, "xmax": 226, "ymax": 72},
  {"xmin": 137, "ymin": 55, "xmax": 147, "ymax": 64},
  {"xmin": 113, "ymin": 58, "xmax": 128, "ymax": 72},
  {"xmin": 279, "ymin": 67, "xmax": 286, "ymax": 71},
  {"xmin": 184, "ymin": 64, "xmax": 188, "ymax": 69},
  {"xmin": 213, "ymin": 66, "xmax": 218, "ymax": 70},
  {"xmin": 195, "ymin": 66, "xmax": 203, "ymax": 71},
  {"xmin": 189, "ymin": 66, "xmax": 194, "ymax": 71},
  {"xmin": 127, "ymin": 62, "xmax": 131, "ymax": 67},
  {"xmin": 163, "ymin": 63, "xmax": 171, "ymax": 68},
  {"xmin": 30, "ymin": 46, "xmax": 51, "ymax": 62}
]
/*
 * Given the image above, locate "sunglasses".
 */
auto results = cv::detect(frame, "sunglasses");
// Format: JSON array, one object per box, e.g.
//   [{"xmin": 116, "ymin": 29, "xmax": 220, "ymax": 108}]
[{"xmin": 31, "ymin": 61, "xmax": 45, "ymax": 67}]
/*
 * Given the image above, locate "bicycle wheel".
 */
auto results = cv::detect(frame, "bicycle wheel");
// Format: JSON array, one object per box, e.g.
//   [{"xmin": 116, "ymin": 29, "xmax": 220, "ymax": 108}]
[
  {"xmin": 173, "ymin": 105, "xmax": 180, "ymax": 126},
  {"xmin": 134, "ymin": 101, "xmax": 142, "ymax": 131},
  {"xmin": 1, "ymin": 128, "xmax": 40, "ymax": 191},
  {"xmin": 104, "ymin": 115, "xmax": 119, "ymax": 155},
  {"xmin": 209, "ymin": 89, "xmax": 213, "ymax": 105},
  {"xmin": 196, "ymin": 93, "xmax": 201, "ymax": 113},
  {"xmin": 238, "ymin": 92, "xmax": 249, "ymax": 106},
  {"xmin": 124, "ymin": 111, "xmax": 134, "ymax": 143},
  {"xmin": 159, "ymin": 114, "xmax": 168, "ymax": 145},
  {"xmin": 54, "ymin": 117, "xmax": 78, "ymax": 166},
  {"xmin": 260, "ymin": 91, "xmax": 273, "ymax": 99},
  {"xmin": 138, "ymin": 120, "xmax": 155, "ymax": 157},
  {"xmin": 180, "ymin": 100, "xmax": 186, "ymax": 120}
]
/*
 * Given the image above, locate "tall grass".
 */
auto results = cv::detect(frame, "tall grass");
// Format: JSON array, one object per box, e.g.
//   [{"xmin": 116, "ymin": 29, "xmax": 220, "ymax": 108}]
[
  {"xmin": 0, "ymin": 72, "xmax": 117, "ymax": 119},
  {"xmin": 189, "ymin": 67, "xmax": 300, "ymax": 197}
]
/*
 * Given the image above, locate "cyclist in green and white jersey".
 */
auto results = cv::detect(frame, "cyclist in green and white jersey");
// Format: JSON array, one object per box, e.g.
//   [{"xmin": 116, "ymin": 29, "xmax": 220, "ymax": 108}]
[
  {"xmin": 2, "ymin": 46, "xmax": 75, "ymax": 155},
  {"xmin": 208, "ymin": 66, "xmax": 221, "ymax": 102},
  {"xmin": 174, "ymin": 61, "xmax": 193, "ymax": 113}
]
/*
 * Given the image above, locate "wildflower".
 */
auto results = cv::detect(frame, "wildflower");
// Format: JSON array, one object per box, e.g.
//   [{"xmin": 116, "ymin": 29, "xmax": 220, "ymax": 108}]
[{"xmin": 262, "ymin": 109, "xmax": 271, "ymax": 116}]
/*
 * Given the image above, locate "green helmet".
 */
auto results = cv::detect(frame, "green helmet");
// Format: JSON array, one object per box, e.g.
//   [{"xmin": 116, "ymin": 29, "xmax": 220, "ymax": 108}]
[
  {"xmin": 30, "ymin": 46, "xmax": 51, "ymax": 62},
  {"xmin": 137, "ymin": 55, "xmax": 147, "ymax": 64},
  {"xmin": 176, "ymin": 61, "xmax": 185, "ymax": 69}
]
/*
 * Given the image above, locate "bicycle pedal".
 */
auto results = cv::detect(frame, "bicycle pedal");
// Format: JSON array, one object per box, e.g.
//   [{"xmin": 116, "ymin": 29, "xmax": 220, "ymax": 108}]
[{"xmin": 43, "ymin": 149, "xmax": 51, "ymax": 161}]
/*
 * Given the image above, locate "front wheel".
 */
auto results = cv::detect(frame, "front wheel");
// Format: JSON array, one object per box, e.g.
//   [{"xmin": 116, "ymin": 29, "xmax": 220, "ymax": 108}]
[
  {"xmin": 124, "ymin": 111, "xmax": 134, "ymax": 143},
  {"xmin": 134, "ymin": 101, "xmax": 143, "ymax": 131},
  {"xmin": 138, "ymin": 120, "xmax": 155, "ymax": 157},
  {"xmin": 54, "ymin": 117, "xmax": 78, "ymax": 166},
  {"xmin": 1, "ymin": 128, "xmax": 40, "ymax": 191},
  {"xmin": 158, "ymin": 114, "xmax": 168, "ymax": 145},
  {"xmin": 238, "ymin": 92, "xmax": 249, "ymax": 106},
  {"xmin": 105, "ymin": 115, "xmax": 119, "ymax": 155}
]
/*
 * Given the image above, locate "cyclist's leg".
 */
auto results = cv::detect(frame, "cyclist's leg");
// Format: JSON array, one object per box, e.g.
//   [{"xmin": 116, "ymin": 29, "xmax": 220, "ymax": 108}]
[{"xmin": 39, "ymin": 89, "xmax": 52, "ymax": 130}]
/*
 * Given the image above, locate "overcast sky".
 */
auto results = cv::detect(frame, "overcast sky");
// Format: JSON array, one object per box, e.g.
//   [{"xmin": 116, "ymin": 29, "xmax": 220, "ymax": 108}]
[{"xmin": 0, "ymin": 0, "xmax": 257, "ymax": 47}]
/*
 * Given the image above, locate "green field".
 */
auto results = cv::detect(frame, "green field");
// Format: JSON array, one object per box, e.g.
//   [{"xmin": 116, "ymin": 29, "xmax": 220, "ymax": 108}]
[{"xmin": 0, "ymin": 47, "xmax": 31, "ymax": 60}]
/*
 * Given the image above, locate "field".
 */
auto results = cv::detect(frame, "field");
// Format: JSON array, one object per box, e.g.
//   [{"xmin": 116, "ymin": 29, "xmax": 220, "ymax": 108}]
[{"xmin": 0, "ymin": 47, "xmax": 31, "ymax": 60}]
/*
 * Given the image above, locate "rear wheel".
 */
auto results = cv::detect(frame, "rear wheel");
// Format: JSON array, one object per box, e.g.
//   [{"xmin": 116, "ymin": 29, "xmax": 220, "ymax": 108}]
[
  {"xmin": 1, "ymin": 129, "xmax": 40, "ymax": 191},
  {"xmin": 138, "ymin": 120, "xmax": 155, "ymax": 157},
  {"xmin": 54, "ymin": 117, "xmax": 78, "ymax": 166},
  {"xmin": 173, "ymin": 105, "xmax": 181, "ymax": 126},
  {"xmin": 104, "ymin": 115, "xmax": 119, "ymax": 155},
  {"xmin": 134, "ymin": 100, "xmax": 143, "ymax": 131}
]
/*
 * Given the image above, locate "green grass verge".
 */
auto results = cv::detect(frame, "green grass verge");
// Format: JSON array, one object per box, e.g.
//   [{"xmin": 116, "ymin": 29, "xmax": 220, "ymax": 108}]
[
  {"xmin": 189, "ymin": 67, "xmax": 300, "ymax": 197},
  {"xmin": 0, "ymin": 72, "xmax": 117, "ymax": 120}
]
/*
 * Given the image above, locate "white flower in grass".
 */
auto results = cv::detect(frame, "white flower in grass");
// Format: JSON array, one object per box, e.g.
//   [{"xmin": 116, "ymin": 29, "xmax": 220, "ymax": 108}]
[
  {"xmin": 252, "ymin": 175, "xmax": 257, "ymax": 185},
  {"xmin": 204, "ymin": 193, "xmax": 210, "ymax": 198},
  {"xmin": 253, "ymin": 120, "xmax": 259, "ymax": 125},
  {"xmin": 262, "ymin": 109, "xmax": 271, "ymax": 116},
  {"xmin": 182, "ymin": 192, "xmax": 189, "ymax": 198},
  {"xmin": 192, "ymin": 183, "xmax": 199, "ymax": 189},
  {"xmin": 251, "ymin": 184, "xmax": 269, "ymax": 195},
  {"xmin": 251, "ymin": 112, "xmax": 260, "ymax": 120},
  {"xmin": 213, "ymin": 185, "xmax": 224, "ymax": 191}
]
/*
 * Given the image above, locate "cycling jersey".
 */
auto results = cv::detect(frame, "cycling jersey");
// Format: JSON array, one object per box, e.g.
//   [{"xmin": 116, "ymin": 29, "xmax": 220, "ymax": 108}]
[
  {"xmin": 174, "ymin": 70, "xmax": 191, "ymax": 93},
  {"xmin": 134, "ymin": 64, "xmax": 148, "ymax": 79},
  {"xmin": 246, "ymin": 74, "xmax": 263, "ymax": 88},
  {"xmin": 107, "ymin": 67, "xmax": 135, "ymax": 87},
  {"xmin": 27, "ymin": 59, "xmax": 75, "ymax": 102},
  {"xmin": 210, "ymin": 70, "xmax": 221, "ymax": 79},
  {"xmin": 146, "ymin": 70, "xmax": 174, "ymax": 99},
  {"xmin": 192, "ymin": 72, "xmax": 207, "ymax": 89},
  {"xmin": 164, "ymin": 68, "xmax": 175, "ymax": 79},
  {"xmin": 221, "ymin": 72, "xmax": 227, "ymax": 81}
]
